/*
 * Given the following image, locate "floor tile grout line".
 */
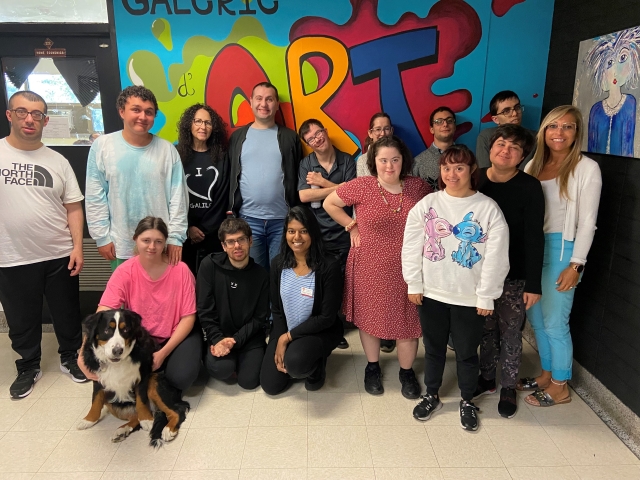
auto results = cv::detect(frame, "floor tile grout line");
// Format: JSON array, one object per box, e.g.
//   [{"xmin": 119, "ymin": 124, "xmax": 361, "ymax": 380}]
[{"xmin": 483, "ymin": 423, "xmax": 514, "ymax": 471}]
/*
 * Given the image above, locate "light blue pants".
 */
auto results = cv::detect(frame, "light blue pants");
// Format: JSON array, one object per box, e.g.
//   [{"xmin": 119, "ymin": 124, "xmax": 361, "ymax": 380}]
[{"xmin": 527, "ymin": 233, "xmax": 578, "ymax": 381}]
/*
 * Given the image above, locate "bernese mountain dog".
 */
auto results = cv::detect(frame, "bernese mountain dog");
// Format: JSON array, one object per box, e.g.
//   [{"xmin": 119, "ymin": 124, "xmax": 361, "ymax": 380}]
[{"xmin": 76, "ymin": 309, "xmax": 189, "ymax": 448}]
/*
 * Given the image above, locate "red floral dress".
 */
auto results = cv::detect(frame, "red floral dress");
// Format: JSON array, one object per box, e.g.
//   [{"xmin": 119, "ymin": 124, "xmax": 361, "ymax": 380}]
[{"xmin": 337, "ymin": 176, "xmax": 431, "ymax": 339}]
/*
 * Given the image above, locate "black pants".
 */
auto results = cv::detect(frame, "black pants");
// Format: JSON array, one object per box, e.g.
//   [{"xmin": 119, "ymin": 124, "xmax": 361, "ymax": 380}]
[
  {"xmin": 480, "ymin": 279, "xmax": 526, "ymax": 389},
  {"xmin": 182, "ymin": 234, "xmax": 222, "ymax": 275},
  {"xmin": 260, "ymin": 319, "xmax": 343, "ymax": 395},
  {"xmin": 160, "ymin": 327, "xmax": 203, "ymax": 392},
  {"xmin": 326, "ymin": 246, "xmax": 351, "ymax": 330},
  {"xmin": 419, "ymin": 297, "xmax": 485, "ymax": 401},
  {"xmin": 0, "ymin": 256, "xmax": 82, "ymax": 372},
  {"xmin": 205, "ymin": 343, "xmax": 265, "ymax": 390}
]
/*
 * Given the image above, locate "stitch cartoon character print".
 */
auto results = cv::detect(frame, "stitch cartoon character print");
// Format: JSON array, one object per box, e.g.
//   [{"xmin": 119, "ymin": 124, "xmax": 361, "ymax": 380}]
[
  {"xmin": 451, "ymin": 212, "xmax": 487, "ymax": 268},
  {"xmin": 421, "ymin": 211, "xmax": 488, "ymax": 269},
  {"xmin": 423, "ymin": 207, "xmax": 453, "ymax": 261}
]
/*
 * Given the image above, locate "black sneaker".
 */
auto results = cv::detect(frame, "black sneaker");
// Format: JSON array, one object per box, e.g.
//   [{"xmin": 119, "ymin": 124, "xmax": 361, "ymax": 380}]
[
  {"xmin": 60, "ymin": 359, "xmax": 88, "ymax": 383},
  {"xmin": 460, "ymin": 400, "xmax": 480, "ymax": 431},
  {"xmin": 399, "ymin": 368, "xmax": 421, "ymax": 399},
  {"xmin": 337, "ymin": 337, "xmax": 349, "ymax": 349},
  {"xmin": 305, "ymin": 358, "xmax": 326, "ymax": 392},
  {"xmin": 413, "ymin": 393, "xmax": 442, "ymax": 421},
  {"xmin": 473, "ymin": 375, "xmax": 496, "ymax": 399},
  {"xmin": 364, "ymin": 364, "xmax": 384, "ymax": 395},
  {"xmin": 498, "ymin": 387, "xmax": 518, "ymax": 418},
  {"xmin": 10, "ymin": 369, "xmax": 42, "ymax": 399},
  {"xmin": 380, "ymin": 339, "xmax": 396, "ymax": 353}
]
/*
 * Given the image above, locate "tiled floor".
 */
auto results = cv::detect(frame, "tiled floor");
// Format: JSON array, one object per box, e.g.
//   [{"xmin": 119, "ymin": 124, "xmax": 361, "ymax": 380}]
[{"xmin": 0, "ymin": 329, "xmax": 638, "ymax": 479}]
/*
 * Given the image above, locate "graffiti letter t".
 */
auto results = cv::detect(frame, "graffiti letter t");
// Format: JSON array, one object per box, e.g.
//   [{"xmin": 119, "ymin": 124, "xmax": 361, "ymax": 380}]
[{"xmin": 350, "ymin": 27, "xmax": 438, "ymax": 153}]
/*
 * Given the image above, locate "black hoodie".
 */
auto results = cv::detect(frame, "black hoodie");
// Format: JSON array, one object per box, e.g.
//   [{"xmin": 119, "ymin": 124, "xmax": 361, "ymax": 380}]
[{"xmin": 197, "ymin": 252, "xmax": 269, "ymax": 351}]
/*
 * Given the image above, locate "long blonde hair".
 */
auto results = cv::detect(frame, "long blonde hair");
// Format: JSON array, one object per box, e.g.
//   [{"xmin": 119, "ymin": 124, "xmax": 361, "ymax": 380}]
[{"xmin": 527, "ymin": 105, "xmax": 584, "ymax": 200}]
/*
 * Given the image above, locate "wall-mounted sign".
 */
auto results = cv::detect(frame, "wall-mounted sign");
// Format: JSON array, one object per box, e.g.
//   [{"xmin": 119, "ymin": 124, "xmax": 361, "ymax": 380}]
[{"xmin": 35, "ymin": 38, "xmax": 66, "ymax": 58}]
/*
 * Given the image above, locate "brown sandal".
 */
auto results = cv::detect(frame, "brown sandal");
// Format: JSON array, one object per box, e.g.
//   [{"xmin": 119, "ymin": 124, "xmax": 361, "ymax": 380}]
[{"xmin": 525, "ymin": 389, "xmax": 571, "ymax": 407}]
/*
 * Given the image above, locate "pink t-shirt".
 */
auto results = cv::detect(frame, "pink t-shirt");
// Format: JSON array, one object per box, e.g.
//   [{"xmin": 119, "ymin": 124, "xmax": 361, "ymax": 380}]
[{"xmin": 99, "ymin": 257, "xmax": 196, "ymax": 342}]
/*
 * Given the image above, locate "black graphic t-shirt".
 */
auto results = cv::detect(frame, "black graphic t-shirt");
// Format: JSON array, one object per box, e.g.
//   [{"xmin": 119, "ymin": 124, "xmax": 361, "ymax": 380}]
[{"xmin": 183, "ymin": 150, "xmax": 229, "ymax": 236}]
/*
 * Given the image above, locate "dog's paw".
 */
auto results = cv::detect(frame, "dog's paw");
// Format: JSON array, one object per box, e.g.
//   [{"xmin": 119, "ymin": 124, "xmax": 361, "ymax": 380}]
[
  {"xmin": 76, "ymin": 419, "xmax": 97, "ymax": 430},
  {"xmin": 139, "ymin": 419, "xmax": 153, "ymax": 431},
  {"xmin": 111, "ymin": 425, "xmax": 134, "ymax": 443},
  {"xmin": 161, "ymin": 426, "xmax": 178, "ymax": 442}
]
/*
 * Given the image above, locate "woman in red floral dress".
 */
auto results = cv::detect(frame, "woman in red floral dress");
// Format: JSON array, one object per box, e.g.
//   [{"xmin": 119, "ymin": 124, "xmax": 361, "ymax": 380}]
[{"xmin": 324, "ymin": 136, "xmax": 431, "ymax": 398}]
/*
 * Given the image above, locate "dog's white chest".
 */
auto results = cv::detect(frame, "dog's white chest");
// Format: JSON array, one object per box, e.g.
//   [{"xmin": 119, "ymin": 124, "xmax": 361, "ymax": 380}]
[{"xmin": 98, "ymin": 357, "xmax": 141, "ymax": 403}]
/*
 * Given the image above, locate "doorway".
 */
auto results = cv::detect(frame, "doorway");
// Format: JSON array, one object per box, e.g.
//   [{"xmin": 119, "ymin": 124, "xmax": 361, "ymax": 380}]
[{"xmin": 0, "ymin": 26, "xmax": 122, "ymax": 318}]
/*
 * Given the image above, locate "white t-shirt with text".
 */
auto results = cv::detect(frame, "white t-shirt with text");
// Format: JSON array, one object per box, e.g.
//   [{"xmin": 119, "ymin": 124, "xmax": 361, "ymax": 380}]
[{"xmin": 0, "ymin": 138, "xmax": 83, "ymax": 267}]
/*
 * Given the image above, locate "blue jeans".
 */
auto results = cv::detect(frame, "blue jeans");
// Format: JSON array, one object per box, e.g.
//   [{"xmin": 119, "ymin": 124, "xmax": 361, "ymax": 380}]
[
  {"xmin": 527, "ymin": 233, "xmax": 578, "ymax": 381},
  {"xmin": 241, "ymin": 216, "xmax": 284, "ymax": 272}
]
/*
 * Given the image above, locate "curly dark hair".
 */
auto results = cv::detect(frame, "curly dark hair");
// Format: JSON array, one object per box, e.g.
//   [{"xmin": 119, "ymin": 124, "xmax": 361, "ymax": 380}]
[
  {"xmin": 176, "ymin": 104, "xmax": 228, "ymax": 166},
  {"xmin": 277, "ymin": 206, "xmax": 325, "ymax": 271},
  {"xmin": 366, "ymin": 135, "xmax": 414, "ymax": 180},
  {"xmin": 116, "ymin": 86, "xmax": 158, "ymax": 114}
]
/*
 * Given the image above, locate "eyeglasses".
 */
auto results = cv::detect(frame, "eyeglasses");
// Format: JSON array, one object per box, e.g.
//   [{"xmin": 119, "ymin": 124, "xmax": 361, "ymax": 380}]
[
  {"xmin": 546, "ymin": 122, "xmax": 576, "ymax": 132},
  {"xmin": 193, "ymin": 119, "xmax": 213, "ymax": 127},
  {"xmin": 304, "ymin": 128, "xmax": 326, "ymax": 146},
  {"xmin": 369, "ymin": 126, "xmax": 393, "ymax": 134},
  {"xmin": 496, "ymin": 104, "xmax": 524, "ymax": 117},
  {"xmin": 432, "ymin": 117, "xmax": 456, "ymax": 126},
  {"xmin": 10, "ymin": 108, "xmax": 46, "ymax": 121},
  {"xmin": 223, "ymin": 236, "xmax": 249, "ymax": 247}
]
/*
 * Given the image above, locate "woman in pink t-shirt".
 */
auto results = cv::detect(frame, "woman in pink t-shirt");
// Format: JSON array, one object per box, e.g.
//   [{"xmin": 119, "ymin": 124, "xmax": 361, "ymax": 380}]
[{"xmin": 80, "ymin": 217, "xmax": 201, "ymax": 392}]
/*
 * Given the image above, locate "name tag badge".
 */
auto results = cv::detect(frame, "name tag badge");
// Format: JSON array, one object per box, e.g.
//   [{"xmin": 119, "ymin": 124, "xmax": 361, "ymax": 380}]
[{"xmin": 301, "ymin": 287, "xmax": 314, "ymax": 298}]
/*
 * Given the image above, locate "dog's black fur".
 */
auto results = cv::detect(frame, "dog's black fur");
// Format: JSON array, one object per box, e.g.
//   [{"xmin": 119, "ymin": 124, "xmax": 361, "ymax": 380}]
[{"xmin": 77, "ymin": 309, "xmax": 189, "ymax": 447}]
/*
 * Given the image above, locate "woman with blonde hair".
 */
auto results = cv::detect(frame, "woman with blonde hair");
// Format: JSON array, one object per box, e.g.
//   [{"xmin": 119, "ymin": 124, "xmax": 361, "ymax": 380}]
[{"xmin": 518, "ymin": 105, "xmax": 602, "ymax": 407}]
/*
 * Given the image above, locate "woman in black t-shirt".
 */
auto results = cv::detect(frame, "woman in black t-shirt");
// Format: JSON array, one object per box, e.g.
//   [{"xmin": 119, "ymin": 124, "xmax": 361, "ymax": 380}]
[{"xmin": 177, "ymin": 104, "xmax": 229, "ymax": 274}]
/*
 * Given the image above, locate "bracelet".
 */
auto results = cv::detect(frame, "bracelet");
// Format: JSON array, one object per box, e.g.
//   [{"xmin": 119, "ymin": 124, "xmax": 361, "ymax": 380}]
[{"xmin": 345, "ymin": 220, "xmax": 357, "ymax": 232}]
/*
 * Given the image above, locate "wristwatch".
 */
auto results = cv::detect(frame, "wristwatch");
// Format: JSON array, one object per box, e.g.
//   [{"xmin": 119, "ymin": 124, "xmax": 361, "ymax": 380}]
[{"xmin": 571, "ymin": 263, "xmax": 584, "ymax": 273}]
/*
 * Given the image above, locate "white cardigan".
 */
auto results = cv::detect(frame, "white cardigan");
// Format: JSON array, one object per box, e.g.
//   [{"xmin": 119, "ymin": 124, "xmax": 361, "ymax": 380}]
[{"xmin": 525, "ymin": 155, "xmax": 602, "ymax": 264}]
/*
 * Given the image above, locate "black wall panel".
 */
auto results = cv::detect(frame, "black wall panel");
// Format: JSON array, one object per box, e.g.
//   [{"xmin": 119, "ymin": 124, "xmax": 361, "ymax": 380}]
[{"xmin": 543, "ymin": 0, "xmax": 640, "ymax": 416}]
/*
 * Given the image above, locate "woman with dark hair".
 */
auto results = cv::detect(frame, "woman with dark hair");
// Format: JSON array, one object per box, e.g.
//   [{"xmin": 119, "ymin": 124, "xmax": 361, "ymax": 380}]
[
  {"xmin": 78, "ymin": 217, "xmax": 202, "ymax": 392},
  {"xmin": 519, "ymin": 105, "xmax": 602, "ymax": 407},
  {"xmin": 324, "ymin": 136, "xmax": 431, "ymax": 398},
  {"xmin": 402, "ymin": 145, "xmax": 509, "ymax": 431},
  {"xmin": 259, "ymin": 206, "xmax": 344, "ymax": 395},
  {"xmin": 356, "ymin": 112, "xmax": 394, "ymax": 178},
  {"xmin": 176, "ymin": 103, "xmax": 230, "ymax": 274}
]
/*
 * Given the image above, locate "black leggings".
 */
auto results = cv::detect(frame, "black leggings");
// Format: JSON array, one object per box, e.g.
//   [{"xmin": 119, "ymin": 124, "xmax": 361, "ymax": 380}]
[
  {"xmin": 419, "ymin": 297, "xmax": 485, "ymax": 401},
  {"xmin": 260, "ymin": 320, "xmax": 343, "ymax": 395},
  {"xmin": 205, "ymin": 344, "xmax": 265, "ymax": 390},
  {"xmin": 160, "ymin": 327, "xmax": 203, "ymax": 392}
]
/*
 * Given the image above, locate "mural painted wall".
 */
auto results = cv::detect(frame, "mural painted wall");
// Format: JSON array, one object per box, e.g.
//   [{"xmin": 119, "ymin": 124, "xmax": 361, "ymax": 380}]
[{"xmin": 112, "ymin": 0, "xmax": 555, "ymax": 156}]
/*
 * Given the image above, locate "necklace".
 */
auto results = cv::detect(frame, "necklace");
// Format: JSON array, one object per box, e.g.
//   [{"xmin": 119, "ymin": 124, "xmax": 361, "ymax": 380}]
[{"xmin": 378, "ymin": 180, "xmax": 404, "ymax": 213}]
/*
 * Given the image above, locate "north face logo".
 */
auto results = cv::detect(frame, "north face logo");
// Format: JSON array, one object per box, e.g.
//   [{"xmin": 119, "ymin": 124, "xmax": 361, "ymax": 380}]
[{"xmin": 1, "ymin": 163, "xmax": 53, "ymax": 187}]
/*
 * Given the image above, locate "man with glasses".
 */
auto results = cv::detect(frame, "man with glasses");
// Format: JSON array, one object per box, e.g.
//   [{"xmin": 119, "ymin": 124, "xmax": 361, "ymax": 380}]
[
  {"xmin": 0, "ymin": 91, "xmax": 88, "ymax": 398},
  {"xmin": 85, "ymin": 85, "xmax": 188, "ymax": 270},
  {"xmin": 227, "ymin": 82, "xmax": 303, "ymax": 272},
  {"xmin": 298, "ymin": 119, "xmax": 356, "ymax": 349},
  {"xmin": 476, "ymin": 90, "xmax": 536, "ymax": 169},
  {"xmin": 413, "ymin": 106, "xmax": 457, "ymax": 191},
  {"xmin": 197, "ymin": 218, "xmax": 269, "ymax": 390}
]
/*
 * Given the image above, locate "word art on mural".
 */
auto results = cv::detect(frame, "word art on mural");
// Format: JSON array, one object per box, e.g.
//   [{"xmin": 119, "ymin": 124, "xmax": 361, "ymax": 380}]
[{"xmin": 119, "ymin": 0, "xmax": 531, "ymax": 155}]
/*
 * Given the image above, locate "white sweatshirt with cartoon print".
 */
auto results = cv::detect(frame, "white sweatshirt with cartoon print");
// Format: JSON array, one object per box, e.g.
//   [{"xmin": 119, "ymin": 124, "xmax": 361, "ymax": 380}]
[{"xmin": 402, "ymin": 190, "xmax": 510, "ymax": 310}]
